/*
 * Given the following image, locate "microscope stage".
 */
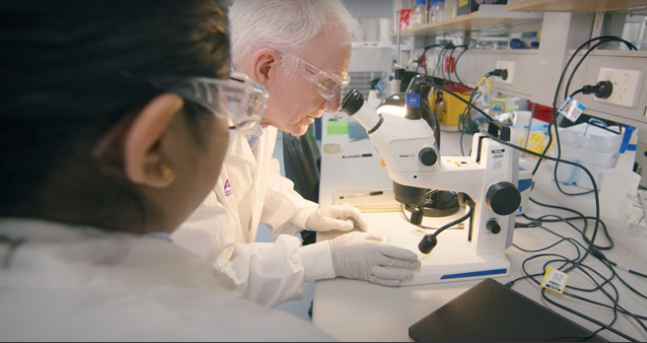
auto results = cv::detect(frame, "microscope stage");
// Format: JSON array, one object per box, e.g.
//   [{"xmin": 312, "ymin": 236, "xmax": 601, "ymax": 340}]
[{"xmin": 385, "ymin": 229, "xmax": 510, "ymax": 286}]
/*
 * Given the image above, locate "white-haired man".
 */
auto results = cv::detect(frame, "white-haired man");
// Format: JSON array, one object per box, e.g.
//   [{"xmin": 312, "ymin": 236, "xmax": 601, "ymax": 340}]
[{"xmin": 172, "ymin": 0, "xmax": 421, "ymax": 307}]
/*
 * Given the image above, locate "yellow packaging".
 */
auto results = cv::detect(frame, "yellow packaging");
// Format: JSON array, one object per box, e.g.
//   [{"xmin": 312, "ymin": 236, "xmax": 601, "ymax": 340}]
[{"xmin": 441, "ymin": 85, "xmax": 472, "ymax": 127}]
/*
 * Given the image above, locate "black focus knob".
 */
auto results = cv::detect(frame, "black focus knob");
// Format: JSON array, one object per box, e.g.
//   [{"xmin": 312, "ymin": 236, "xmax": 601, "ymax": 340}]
[
  {"xmin": 487, "ymin": 220, "xmax": 502, "ymax": 235},
  {"xmin": 419, "ymin": 147, "xmax": 438, "ymax": 167},
  {"xmin": 419, "ymin": 235, "xmax": 438, "ymax": 254},
  {"xmin": 410, "ymin": 207, "xmax": 424, "ymax": 226},
  {"xmin": 486, "ymin": 181, "xmax": 522, "ymax": 216}
]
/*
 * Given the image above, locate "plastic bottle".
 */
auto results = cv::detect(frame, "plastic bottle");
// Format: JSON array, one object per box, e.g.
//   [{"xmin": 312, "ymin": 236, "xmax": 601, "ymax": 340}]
[
  {"xmin": 434, "ymin": 0, "xmax": 445, "ymax": 23},
  {"xmin": 413, "ymin": 0, "xmax": 427, "ymax": 27},
  {"xmin": 427, "ymin": 0, "xmax": 435, "ymax": 23},
  {"xmin": 600, "ymin": 126, "xmax": 642, "ymax": 221},
  {"xmin": 444, "ymin": 0, "xmax": 457, "ymax": 19},
  {"xmin": 428, "ymin": 0, "xmax": 436, "ymax": 23}
]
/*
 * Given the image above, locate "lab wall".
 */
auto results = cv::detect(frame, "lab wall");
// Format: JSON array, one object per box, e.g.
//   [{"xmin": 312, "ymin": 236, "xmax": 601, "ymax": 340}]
[{"xmin": 341, "ymin": 0, "xmax": 394, "ymax": 18}]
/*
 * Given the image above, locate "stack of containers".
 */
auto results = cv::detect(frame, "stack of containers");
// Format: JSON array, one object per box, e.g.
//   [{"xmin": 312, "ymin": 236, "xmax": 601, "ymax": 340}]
[{"xmin": 555, "ymin": 122, "xmax": 624, "ymax": 190}]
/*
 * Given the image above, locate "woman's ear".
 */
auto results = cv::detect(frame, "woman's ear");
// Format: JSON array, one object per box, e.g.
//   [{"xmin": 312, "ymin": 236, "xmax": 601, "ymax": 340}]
[
  {"xmin": 93, "ymin": 93, "xmax": 184, "ymax": 188},
  {"xmin": 250, "ymin": 48, "xmax": 280, "ymax": 87}
]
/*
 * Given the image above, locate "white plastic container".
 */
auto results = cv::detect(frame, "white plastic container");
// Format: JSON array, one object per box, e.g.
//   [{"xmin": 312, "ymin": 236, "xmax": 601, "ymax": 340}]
[
  {"xmin": 600, "ymin": 127, "xmax": 641, "ymax": 221},
  {"xmin": 555, "ymin": 123, "xmax": 623, "ymax": 190},
  {"xmin": 622, "ymin": 190, "xmax": 647, "ymax": 237}
]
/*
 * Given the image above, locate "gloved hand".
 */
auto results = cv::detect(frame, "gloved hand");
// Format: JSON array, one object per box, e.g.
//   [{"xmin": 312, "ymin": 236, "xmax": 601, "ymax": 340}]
[
  {"xmin": 305, "ymin": 205, "xmax": 368, "ymax": 233},
  {"xmin": 329, "ymin": 232, "xmax": 421, "ymax": 287}
]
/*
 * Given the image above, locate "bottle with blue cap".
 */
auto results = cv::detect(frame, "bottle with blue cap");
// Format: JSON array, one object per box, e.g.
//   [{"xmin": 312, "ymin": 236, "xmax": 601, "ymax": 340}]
[
  {"xmin": 433, "ymin": 0, "xmax": 445, "ymax": 23},
  {"xmin": 413, "ymin": 0, "xmax": 427, "ymax": 26}
]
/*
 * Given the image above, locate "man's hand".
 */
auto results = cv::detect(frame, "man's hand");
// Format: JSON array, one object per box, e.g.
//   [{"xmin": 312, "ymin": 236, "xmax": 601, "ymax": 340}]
[
  {"xmin": 305, "ymin": 205, "xmax": 368, "ymax": 233},
  {"xmin": 329, "ymin": 232, "xmax": 421, "ymax": 287}
]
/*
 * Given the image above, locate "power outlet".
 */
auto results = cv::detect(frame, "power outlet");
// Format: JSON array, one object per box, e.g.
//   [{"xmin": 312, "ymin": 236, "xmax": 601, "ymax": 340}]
[
  {"xmin": 595, "ymin": 68, "xmax": 642, "ymax": 108},
  {"xmin": 495, "ymin": 61, "xmax": 515, "ymax": 85}
]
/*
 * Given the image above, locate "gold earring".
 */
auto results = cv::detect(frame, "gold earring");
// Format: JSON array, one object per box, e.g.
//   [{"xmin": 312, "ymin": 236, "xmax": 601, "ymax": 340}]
[{"xmin": 160, "ymin": 164, "xmax": 174, "ymax": 179}]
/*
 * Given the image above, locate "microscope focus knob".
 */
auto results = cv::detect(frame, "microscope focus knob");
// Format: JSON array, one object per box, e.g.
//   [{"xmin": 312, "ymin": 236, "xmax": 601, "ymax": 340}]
[
  {"xmin": 419, "ymin": 147, "xmax": 438, "ymax": 167},
  {"xmin": 486, "ymin": 220, "xmax": 502, "ymax": 235},
  {"xmin": 486, "ymin": 182, "xmax": 522, "ymax": 216}
]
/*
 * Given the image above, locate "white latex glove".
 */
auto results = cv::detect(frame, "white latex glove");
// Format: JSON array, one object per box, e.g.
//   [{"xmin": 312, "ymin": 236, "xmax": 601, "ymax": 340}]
[
  {"xmin": 305, "ymin": 205, "xmax": 368, "ymax": 233},
  {"xmin": 329, "ymin": 232, "xmax": 421, "ymax": 287}
]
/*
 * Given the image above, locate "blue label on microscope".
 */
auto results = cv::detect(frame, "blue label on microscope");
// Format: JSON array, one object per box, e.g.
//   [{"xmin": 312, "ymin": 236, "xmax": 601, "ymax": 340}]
[{"xmin": 406, "ymin": 93, "xmax": 421, "ymax": 108}]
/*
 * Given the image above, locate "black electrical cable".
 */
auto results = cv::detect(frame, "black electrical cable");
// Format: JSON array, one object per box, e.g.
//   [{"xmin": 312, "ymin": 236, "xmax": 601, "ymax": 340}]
[
  {"xmin": 453, "ymin": 45, "xmax": 469, "ymax": 87},
  {"xmin": 446, "ymin": 47, "xmax": 457, "ymax": 84},
  {"xmin": 532, "ymin": 36, "xmax": 638, "ymax": 179},
  {"xmin": 542, "ymin": 288, "xmax": 639, "ymax": 342},
  {"xmin": 520, "ymin": 225, "xmax": 616, "ymax": 293},
  {"xmin": 459, "ymin": 89, "xmax": 481, "ymax": 156},
  {"xmin": 511, "ymin": 217, "xmax": 647, "ymax": 339},
  {"xmin": 439, "ymin": 48, "xmax": 450, "ymax": 82},
  {"xmin": 433, "ymin": 84, "xmax": 647, "ymax": 339},
  {"xmin": 510, "ymin": 228, "xmax": 647, "ymax": 339},
  {"xmin": 524, "ymin": 213, "xmax": 614, "ymax": 252},
  {"xmin": 528, "ymin": 215, "xmax": 647, "ymax": 301},
  {"xmin": 570, "ymin": 88, "xmax": 585, "ymax": 97},
  {"xmin": 426, "ymin": 78, "xmax": 603, "ymax": 270},
  {"xmin": 604, "ymin": 260, "xmax": 647, "ymax": 302},
  {"xmin": 418, "ymin": 44, "xmax": 445, "ymax": 74},
  {"xmin": 432, "ymin": 48, "xmax": 447, "ymax": 79},
  {"xmin": 419, "ymin": 78, "xmax": 496, "ymax": 123},
  {"xmin": 549, "ymin": 38, "xmax": 636, "ymax": 197},
  {"xmin": 564, "ymin": 38, "xmax": 638, "ymax": 100},
  {"xmin": 484, "ymin": 134, "xmax": 601, "ymax": 272},
  {"xmin": 512, "ymin": 234, "xmax": 645, "ymax": 341},
  {"xmin": 433, "ymin": 75, "xmax": 605, "ymax": 270},
  {"xmin": 531, "ymin": 37, "xmax": 633, "ymax": 177},
  {"xmin": 526, "ymin": 198, "xmax": 614, "ymax": 251}
]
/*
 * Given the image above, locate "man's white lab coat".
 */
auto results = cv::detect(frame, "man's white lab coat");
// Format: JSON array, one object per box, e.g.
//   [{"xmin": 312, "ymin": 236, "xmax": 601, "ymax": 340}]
[
  {"xmin": 0, "ymin": 218, "xmax": 334, "ymax": 341},
  {"xmin": 172, "ymin": 127, "xmax": 336, "ymax": 307}
]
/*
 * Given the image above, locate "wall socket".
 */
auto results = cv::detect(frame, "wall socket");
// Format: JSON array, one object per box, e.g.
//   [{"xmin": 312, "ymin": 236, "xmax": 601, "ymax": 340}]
[
  {"xmin": 494, "ymin": 61, "xmax": 515, "ymax": 85},
  {"xmin": 595, "ymin": 68, "xmax": 642, "ymax": 108}
]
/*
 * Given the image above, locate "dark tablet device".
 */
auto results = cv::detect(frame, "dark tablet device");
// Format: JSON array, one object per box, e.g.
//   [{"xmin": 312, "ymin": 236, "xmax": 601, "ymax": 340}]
[{"xmin": 409, "ymin": 278, "xmax": 606, "ymax": 342}]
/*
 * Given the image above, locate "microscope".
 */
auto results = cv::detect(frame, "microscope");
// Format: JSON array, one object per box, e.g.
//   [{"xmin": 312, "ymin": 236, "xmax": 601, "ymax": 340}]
[{"xmin": 342, "ymin": 87, "xmax": 522, "ymax": 286}]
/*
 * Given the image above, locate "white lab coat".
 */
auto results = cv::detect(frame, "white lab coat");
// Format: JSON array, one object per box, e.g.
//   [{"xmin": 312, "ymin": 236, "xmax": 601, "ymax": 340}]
[
  {"xmin": 172, "ymin": 127, "xmax": 336, "ymax": 307},
  {"xmin": 0, "ymin": 218, "xmax": 334, "ymax": 342}
]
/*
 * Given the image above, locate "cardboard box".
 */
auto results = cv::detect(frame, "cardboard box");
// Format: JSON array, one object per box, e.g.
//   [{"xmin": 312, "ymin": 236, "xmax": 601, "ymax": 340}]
[{"xmin": 457, "ymin": 0, "xmax": 508, "ymax": 16}]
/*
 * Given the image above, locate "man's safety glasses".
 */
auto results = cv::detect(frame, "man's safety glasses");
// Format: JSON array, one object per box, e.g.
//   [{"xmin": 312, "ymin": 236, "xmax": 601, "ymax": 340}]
[
  {"xmin": 150, "ymin": 72, "xmax": 269, "ymax": 132},
  {"xmin": 283, "ymin": 53, "xmax": 351, "ymax": 100}
]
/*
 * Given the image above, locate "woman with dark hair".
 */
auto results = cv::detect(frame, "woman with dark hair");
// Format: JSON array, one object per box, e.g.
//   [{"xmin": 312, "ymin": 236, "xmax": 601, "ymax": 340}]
[{"xmin": 0, "ymin": 1, "xmax": 332, "ymax": 341}]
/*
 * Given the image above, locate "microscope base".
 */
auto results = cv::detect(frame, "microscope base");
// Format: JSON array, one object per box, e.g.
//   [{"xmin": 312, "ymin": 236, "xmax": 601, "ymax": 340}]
[{"xmin": 385, "ymin": 229, "xmax": 510, "ymax": 287}]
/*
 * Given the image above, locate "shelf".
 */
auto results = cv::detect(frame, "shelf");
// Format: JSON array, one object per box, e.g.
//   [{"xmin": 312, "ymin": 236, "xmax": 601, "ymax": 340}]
[
  {"xmin": 398, "ymin": 5, "xmax": 543, "ymax": 37},
  {"xmin": 507, "ymin": 0, "xmax": 647, "ymax": 13}
]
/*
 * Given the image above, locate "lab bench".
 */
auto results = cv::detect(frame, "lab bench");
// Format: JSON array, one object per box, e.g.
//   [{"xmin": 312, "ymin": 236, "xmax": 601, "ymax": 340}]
[{"xmin": 313, "ymin": 113, "xmax": 647, "ymax": 342}]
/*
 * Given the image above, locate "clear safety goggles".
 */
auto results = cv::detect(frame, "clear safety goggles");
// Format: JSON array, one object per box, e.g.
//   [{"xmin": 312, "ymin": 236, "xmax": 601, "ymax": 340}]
[
  {"xmin": 150, "ymin": 72, "xmax": 269, "ymax": 132},
  {"xmin": 283, "ymin": 53, "xmax": 351, "ymax": 100}
]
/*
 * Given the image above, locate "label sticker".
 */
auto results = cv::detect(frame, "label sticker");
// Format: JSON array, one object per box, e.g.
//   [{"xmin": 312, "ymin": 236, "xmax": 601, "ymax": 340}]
[
  {"xmin": 541, "ymin": 267, "xmax": 569, "ymax": 295},
  {"xmin": 558, "ymin": 97, "xmax": 587, "ymax": 122},
  {"xmin": 406, "ymin": 93, "xmax": 421, "ymax": 108},
  {"xmin": 477, "ymin": 77, "xmax": 493, "ymax": 94}
]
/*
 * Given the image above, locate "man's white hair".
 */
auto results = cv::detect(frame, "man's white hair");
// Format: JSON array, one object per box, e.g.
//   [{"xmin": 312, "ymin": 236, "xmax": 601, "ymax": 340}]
[{"xmin": 230, "ymin": 0, "xmax": 361, "ymax": 63}]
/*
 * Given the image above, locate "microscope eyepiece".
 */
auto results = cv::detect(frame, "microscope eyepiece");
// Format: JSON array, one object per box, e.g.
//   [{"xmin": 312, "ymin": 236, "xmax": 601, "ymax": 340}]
[{"xmin": 342, "ymin": 89, "xmax": 365, "ymax": 116}]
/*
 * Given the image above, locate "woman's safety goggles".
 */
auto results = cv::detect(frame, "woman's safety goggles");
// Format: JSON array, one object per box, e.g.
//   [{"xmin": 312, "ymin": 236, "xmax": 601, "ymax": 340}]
[
  {"xmin": 284, "ymin": 53, "xmax": 351, "ymax": 100},
  {"xmin": 150, "ymin": 72, "xmax": 269, "ymax": 132}
]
